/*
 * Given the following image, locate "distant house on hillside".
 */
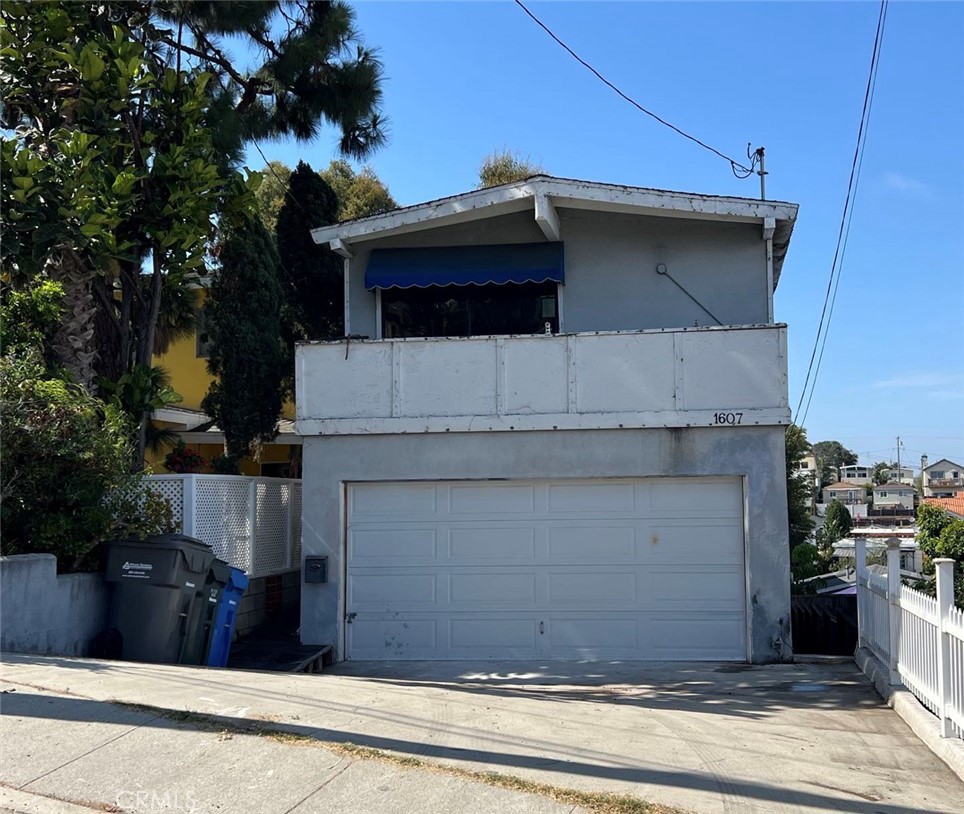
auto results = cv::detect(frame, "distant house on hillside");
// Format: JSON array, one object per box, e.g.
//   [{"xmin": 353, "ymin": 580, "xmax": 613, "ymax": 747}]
[
  {"xmin": 838, "ymin": 464, "xmax": 873, "ymax": 485},
  {"xmin": 822, "ymin": 482, "xmax": 867, "ymax": 505},
  {"xmin": 922, "ymin": 458, "xmax": 964, "ymax": 498},
  {"xmin": 872, "ymin": 482, "xmax": 915, "ymax": 511}
]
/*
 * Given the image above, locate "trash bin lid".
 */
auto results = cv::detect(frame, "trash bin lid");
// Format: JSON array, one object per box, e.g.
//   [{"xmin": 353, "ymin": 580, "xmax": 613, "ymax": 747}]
[
  {"xmin": 208, "ymin": 558, "xmax": 232, "ymax": 586},
  {"xmin": 227, "ymin": 567, "xmax": 250, "ymax": 591}
]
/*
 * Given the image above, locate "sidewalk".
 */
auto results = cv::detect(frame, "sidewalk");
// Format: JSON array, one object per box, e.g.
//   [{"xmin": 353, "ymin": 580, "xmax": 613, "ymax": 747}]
[
  {"xmin": 1, "ymin": 683, "xmax": 591, "ymax": 814},
  {"xmin": 3, "ymin": 653, "xmax": 963, "ymax": 814}
]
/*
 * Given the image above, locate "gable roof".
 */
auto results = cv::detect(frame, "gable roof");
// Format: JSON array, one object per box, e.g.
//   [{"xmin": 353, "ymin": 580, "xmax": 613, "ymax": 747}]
[
  {"xmin": 310, "ymin": 175, "xmax": 799, "ymax": 288},
  {"xmin": 925, "ymin": 495, "xmax": 964, "ymax": 519},
  {"xmin": 874, "ymin": 482, "xmax": 916, "ymax": 491},
  {"xmin": 824, "ymin": 482, "xmax": 864, "ymax": 491},
  {"xmin": 924, "ymin": 458, "xmax": 963, "ymax": 472}
]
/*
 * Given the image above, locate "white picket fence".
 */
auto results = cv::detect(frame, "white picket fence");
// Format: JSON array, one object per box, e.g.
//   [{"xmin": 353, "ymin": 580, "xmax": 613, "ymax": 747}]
[
  {"xmin": 856, "ymin": 539, "xmax": 964, "ymax": 739},
  {"xmin": 145, "ymin": 475, "xmax": 302, "ymax": 579}
]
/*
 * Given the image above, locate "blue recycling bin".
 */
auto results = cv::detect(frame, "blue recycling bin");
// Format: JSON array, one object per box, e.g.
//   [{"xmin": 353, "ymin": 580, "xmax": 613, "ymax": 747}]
[{"xmin": 206, "ymin": 566, "xmax": 249, "ymax": 667}]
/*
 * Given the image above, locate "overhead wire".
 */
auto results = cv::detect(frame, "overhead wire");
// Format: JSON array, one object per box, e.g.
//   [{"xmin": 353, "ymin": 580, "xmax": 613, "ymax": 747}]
[
  {"xmin": 795, "ymin": 0, "xmax": 889, "ymax": 426},
  {"xmin": 513, "ymin": 0, "xmax": 758, "ymax": 177}
]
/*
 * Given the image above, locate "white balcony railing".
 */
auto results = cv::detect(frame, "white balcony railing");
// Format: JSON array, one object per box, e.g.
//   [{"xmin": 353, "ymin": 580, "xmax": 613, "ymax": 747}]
[{"xmin": 296, "ymin": 324, "xmax": 789, "ymax": 435}]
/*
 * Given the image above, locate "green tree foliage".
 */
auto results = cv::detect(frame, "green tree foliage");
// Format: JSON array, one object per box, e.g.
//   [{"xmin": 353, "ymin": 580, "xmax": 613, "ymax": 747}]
[
  {"xmin": 791, "ymin": 543, "xmax": 825, "ymax": 594},
  {"xmin": 915, "ymin": 502, "xmax": 964, "ymax": 608},
  {"xmin": 478, "ymin": 148, "xmax": 545, "ymax": 188},
  {"xmin": 202, "ymin": 218, "xmax": 286, "ymax": 465},
  {"xmin": 2, "ymin": 1, "xmax": 387, "ymax": 465},
  {"xmin": 822, "ymin": 500, "xmax": 854, "ymax": 546},
  {"xmin": 872, "ymin": 461, "xmax": 897, "ymax": 485},
  {"xmin": 254, "ymin": 159, "xmax": 396, "ymax": 232},
  {"xmin": 1, "ymin": 3, "xmax": 239, "ymax": 379},
  {"xmin": 150, "ymin": 1, "xmax": 386, "ymax": 161},
  {"xmin": 786, "ymin": 424, "xmax": 816, "ymax": 551},
  {"xmin": 319, "ymin": 159, "xmax": 397, "ymax": 221},
  {"xmin": 812, "ymin": 440, "xmax": 858, "ymax": 486},
  {"xmin": 276, "ymin": 162, "xmax": 343, "ymax": 355},
  {"xmin": 253, "ymin": 162, "xmax": 293, "ymax": 234},
  {"xmin": 0, "ymin": 285, "xmax": 172, "ymax": 563}
]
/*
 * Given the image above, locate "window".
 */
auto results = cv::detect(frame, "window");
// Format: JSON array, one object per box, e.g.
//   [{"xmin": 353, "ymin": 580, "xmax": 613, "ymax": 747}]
[
  {"xmin": 195, "ymin": 307, "xmax": 212, "ymax": 358},
  {"xmin": 382, "ymin": 281, "xmax": 559, "ymax": 339},
  {"xmin": 931, "ymin": 471, "xmax": 946, "ymax": 479},
  {"xmin": 879, "ymin": 491, "xmax": 888, "ymax": 497}
]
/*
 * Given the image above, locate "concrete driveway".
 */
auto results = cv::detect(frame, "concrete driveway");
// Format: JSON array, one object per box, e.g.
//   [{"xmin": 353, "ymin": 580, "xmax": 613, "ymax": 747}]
[
  {"xmin": 320, "ymin": 660, "xmax": 963, "ymax": 814},
  {"xmin": 2, "ymin": 655, "xmax": 962, "ymax": 814}
]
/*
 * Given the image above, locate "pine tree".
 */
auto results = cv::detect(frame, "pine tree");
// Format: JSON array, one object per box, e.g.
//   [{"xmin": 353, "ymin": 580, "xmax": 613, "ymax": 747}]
[
  {"xmin": 276, "ymin": 161, "xmax": 342, "ymax": 348},
  {"xmin": 202, "ymin": 218, "xmax": 286, "ymax": 464}
]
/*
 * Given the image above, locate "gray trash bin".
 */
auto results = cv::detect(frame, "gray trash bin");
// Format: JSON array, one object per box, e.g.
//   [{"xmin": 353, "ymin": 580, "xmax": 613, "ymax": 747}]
[
  {"xmin": 180, "ymin": 558, "xmax": 231, "ymax": 666},
  {"xmin": 104, "ymin": 534, "xmax": 215, "ymax": 664}
]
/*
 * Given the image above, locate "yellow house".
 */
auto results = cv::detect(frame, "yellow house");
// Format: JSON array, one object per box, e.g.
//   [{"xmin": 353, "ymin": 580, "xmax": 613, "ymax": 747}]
[{"xmin": 148, "ymin": 288, "xmax": 300, "ymax": 476}]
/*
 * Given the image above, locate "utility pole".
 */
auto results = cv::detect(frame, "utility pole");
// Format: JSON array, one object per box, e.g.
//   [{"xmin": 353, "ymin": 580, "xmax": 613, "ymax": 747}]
[
  {"xmin": 756, "ymin": 147, "xmax": 767, "ymax": 200},
  {"xmin": 896, "ymin": 436, "xmax": 902, "ymax": 484}
]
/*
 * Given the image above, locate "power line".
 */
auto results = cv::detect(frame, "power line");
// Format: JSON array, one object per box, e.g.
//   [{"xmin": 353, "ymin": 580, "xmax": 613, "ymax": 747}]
[
  {"xmin": 795, "ymin": 0, "xmax": 889, "ymax": 426},
  {"xmin": 513, "ymin": 0, "xmax": 758, "ymax": 178}
]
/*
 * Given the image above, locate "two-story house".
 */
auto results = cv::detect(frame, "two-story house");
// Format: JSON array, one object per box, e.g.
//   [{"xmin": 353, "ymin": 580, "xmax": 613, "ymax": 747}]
[
  {"xmin": 872, "ymin": 482, "xmax": 916, "ymax": 511},
  {"xmin": 821, "ymin": 482, "xmax": 867, "ymax": 506},
  {"xmin": 295, "ymin": 176, "xmax": 798, "ymax": 664},
  {"xmin": 921, "ymin": 457, "xmax": 964, "ymax": 498},
  {"xmin": 838, "ymin": 465, "xmax": 873, "ymax": 486},
  {"xmin": 882, "ymin": 465, "xmax": 915, "ymax": 485}
]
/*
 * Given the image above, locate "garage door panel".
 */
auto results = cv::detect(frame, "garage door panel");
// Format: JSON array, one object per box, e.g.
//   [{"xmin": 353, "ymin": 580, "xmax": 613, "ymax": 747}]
[
  {"xmin": 449, "ymin": 483, "xmax": 535, "ymax": 514},
  {"xmin": 351, "ymin": 482, "xmax": 437, "ymax": 516},
  {"xmin": 648, "ymin": 615, "xmax": 745, "ymax": 659},
  {"xmin": 648, "ymin": 478, "xmax": 743, "ymax": 514},
  {"xmin": 349, "ymin": 619, "xmax": 438, "ymax": 659},
  {"xmin": 347, "ymin": 477, "xmax": 746, "ymax": 661},
  {"xmin": 349, "ymin": 529, "xmax": 438, "ymax": 562},
  {"xmin": 450, "ymin": 572, "xmax": 536, "ymax": 605},
  {"xmin": 650, "ymin": 569, "xmax": 744, "ymax": 604},
  {"xmin": 349, "ymin": 573, "xmax": 436, "ymax": 608},
  {"xmin": 549, "ymin": 618, "xmax": 638, "ymax": 651},
  {"xmin": 647, "ymin": 523, "xmax": 743, "ymax": 562},
  {"xmin": 548, "ymin": 571, "xmax": 637, "ymax": 605},
  {"xmin": 450, "ymin": 618, "xmax": 538, "ymax": 651},
  {"xmin": 450, "ymin": 527, "xmax": 536, "ymax": 560},
  {"xmin": 547, "ymin": 526, "xmax": 636, "ymax": 560},
  {"xmin": 547, "ymin": 481, "xmax": 636, "ymax": 513}
]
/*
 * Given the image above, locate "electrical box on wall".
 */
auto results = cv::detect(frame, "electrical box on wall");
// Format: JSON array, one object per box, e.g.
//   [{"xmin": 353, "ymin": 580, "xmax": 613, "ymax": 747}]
[{"xmin": 304, "ymin": 556, "xmax": 328, "ymax": 584}]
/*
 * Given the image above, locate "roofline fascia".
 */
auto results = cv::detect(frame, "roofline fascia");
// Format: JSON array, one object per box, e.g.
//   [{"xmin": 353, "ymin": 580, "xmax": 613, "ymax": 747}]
[{"xmin": 310, "ymin": 176, "xmax": 798, "ymax": 246}]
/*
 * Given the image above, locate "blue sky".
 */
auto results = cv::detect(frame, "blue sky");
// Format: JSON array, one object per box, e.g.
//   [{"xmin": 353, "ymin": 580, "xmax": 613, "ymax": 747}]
[{"xmin": 251, "ymin": 1, "xmax": 964, "ymax": 469}]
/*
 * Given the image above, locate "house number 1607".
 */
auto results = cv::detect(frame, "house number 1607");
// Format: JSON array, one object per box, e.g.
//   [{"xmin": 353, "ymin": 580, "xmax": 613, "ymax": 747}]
[{"xmin": 713, "ymin": 412, "xmax": 743, "ymax": 425}]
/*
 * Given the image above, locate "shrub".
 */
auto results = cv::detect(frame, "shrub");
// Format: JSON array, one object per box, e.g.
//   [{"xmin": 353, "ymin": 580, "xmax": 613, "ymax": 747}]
[
  {"xmin": 0, "ymin": 349, "xmax": 156, "ymax": 563},
  {"xmin": 163, "ymin": 440, "xmax": 205, "ymax": 474}
]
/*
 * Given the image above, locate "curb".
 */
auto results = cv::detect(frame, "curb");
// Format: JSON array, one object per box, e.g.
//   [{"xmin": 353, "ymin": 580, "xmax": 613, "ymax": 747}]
[
  {"xmin": 0, "ymin": 786, "xmax": 111, "ymax": 814},
  {"xmin": 855, "ymin": 647, "xmax": 964, "ymax": 782}
]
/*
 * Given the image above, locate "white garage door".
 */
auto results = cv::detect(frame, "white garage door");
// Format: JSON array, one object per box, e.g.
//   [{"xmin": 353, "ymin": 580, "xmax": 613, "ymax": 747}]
[{"xmin": 346, "ymin": 477, "xmax": 746, "ymax": 661}]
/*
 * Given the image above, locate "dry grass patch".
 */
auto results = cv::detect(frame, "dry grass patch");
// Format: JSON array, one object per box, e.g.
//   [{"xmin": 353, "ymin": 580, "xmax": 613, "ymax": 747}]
[{"xmin": 117, "ymin": 702, "xmax": 688, "ymax": 814}]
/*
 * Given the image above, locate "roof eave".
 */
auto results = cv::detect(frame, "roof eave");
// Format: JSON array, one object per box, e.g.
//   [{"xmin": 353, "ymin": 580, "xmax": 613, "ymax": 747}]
[{"xmin": 310, "ymin": 176, "xmax": 798, "ymax": 283}]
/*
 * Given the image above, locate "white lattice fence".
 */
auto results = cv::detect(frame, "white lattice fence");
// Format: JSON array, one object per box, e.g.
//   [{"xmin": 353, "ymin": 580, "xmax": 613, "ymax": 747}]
[
  {"xmin": 856, "ymin": 539, "xmax": 963, "ymax": 740},
  {"xmin": 146, "ymin": 475, "xmax": 302, "ymax": 578}
]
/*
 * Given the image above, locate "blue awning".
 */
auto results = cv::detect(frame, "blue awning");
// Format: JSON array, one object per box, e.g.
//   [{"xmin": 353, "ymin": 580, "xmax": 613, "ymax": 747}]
[{"xmin": 364, "ymin": 242, "xmax": 564, "ymax": 290}]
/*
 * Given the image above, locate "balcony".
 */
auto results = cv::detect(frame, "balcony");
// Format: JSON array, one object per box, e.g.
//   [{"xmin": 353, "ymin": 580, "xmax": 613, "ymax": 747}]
[{"xmin": 295, "ymin": 324, "xmax": 789, "ymax": 436}]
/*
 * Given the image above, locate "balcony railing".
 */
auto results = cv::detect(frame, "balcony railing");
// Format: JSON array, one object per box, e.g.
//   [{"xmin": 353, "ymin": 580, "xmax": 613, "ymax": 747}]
[
  {"xmin": 296, "ymin": 324, "xmax": 789, "ymax": 435},
  {"xmin": 928, "ymin": 478, "xmax": 963, "ymax": 488}
]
